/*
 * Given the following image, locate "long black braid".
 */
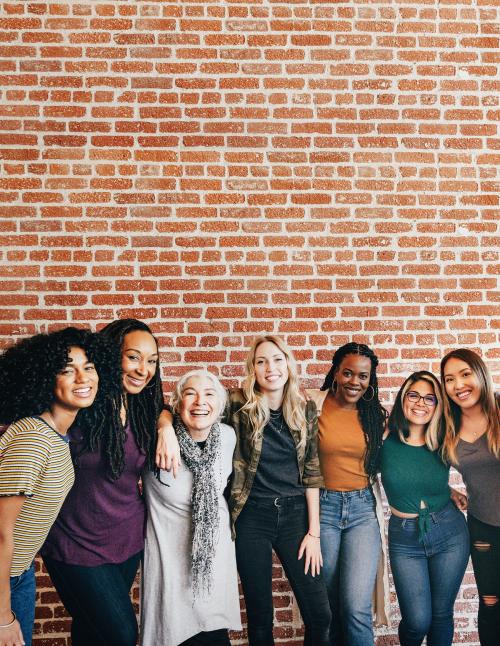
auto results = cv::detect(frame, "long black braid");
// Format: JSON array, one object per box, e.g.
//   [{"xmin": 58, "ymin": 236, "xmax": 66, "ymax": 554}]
[
  {"xmin": 78, "ymin": 319, "xmax": 164, "ymax": 480},
  {"xmin": 321, "ymin": 342, "xmax": 387, "ymax": 477}
]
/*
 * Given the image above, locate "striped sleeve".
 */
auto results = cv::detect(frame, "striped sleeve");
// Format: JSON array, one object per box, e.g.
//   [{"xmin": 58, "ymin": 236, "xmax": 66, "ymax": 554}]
[{"xmin": 0, "ymin": 420, "xmax": 51, "ymax": 498}]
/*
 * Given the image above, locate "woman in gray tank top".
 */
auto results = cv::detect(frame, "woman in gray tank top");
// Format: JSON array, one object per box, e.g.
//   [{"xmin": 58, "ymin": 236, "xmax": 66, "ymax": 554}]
[{"xmin": 441, "ymin": 349, "xmax": 500, "ymax": 646}]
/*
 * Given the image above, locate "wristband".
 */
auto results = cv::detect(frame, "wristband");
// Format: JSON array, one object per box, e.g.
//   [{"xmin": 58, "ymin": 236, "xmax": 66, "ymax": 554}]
[
  {"xmin": 0, "ymin": 611, "xmax": 16, "ymax": 629},
  {"xmin": 308, "ymin": 532, "xmax": 320, "ymax": 539}
]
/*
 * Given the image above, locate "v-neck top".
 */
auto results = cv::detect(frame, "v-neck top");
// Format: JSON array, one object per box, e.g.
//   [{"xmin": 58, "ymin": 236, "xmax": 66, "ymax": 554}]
[{"xmin": 456, "ymin": 432, "xmax": 500, "ymax": 526}]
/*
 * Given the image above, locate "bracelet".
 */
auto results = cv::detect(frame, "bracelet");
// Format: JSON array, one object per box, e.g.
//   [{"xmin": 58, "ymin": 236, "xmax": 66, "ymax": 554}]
[
  {"xmin": 308, "ymin": 532, "xmax": 320, "ymax": 539},
  {"xmin": 0, "ymin": 611, "xmax": 16, "ymax": 629}
]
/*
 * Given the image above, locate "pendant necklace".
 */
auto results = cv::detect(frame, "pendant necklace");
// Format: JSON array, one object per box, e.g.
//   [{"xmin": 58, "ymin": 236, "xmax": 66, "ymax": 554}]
[{"xmin": 269, "ymin": 408, "xmax": 284, "ymax": 433}]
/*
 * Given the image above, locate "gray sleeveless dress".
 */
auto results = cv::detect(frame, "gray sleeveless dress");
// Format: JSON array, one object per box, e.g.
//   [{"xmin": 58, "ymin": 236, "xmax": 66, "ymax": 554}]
[{"xmin": 140, "ymin": 423, "xmax": 242, "ymax": 646}]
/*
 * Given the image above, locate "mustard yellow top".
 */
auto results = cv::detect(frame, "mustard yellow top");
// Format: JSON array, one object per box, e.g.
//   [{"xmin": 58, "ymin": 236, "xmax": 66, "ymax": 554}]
[{"xmin": 318, "ymin": 392, "xmax": 368, "ymax": 491}]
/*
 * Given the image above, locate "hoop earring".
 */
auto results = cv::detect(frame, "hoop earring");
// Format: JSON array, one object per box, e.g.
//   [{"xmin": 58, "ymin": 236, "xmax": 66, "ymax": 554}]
[
  {"xmin": 331, "ymin": 379, "xmax": 337, "ymax": 392},
  {"xmin": 362, "ymin": 385, "xmax": 375, "ymax": 402}
]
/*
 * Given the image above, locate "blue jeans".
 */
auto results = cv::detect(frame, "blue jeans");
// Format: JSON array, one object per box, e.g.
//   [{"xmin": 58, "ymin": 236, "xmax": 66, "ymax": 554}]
[
  {"xmin": 235, "ymin": 495, "xmax": 331, "ymax": 646},
  {"xmin": 10, "ymin": 562, "xmax": 36, "ymax": 646},
  {"xmin": 320, "ymin": 487, "xmax": 381, "ymax": 646},
  {"xmin": 389, "ymin": 501, "xmax": 470, "ymax": 646},
  {"xmin": 42, "ymin": 552, "xmax": 141, "ymax": 646}
]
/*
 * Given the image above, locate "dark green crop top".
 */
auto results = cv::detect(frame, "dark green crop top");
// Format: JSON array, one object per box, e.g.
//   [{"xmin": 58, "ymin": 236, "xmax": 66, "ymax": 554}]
[{"xmin": 380, "ymin": 433, "xmax": 450, "ymax": 539}]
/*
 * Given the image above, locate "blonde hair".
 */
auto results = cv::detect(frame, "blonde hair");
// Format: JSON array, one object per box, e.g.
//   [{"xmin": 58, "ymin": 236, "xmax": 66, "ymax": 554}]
[
  {"xmin": 388, "ymin": 371, "xmax": 444, "ymax": 451},
  {"xmin": 440, "ymin": 349, "xmax": 500, "ymax": 464},
  {"xmin": 241, "ymin": 335, "xmax": 307, "ymax": 449}
]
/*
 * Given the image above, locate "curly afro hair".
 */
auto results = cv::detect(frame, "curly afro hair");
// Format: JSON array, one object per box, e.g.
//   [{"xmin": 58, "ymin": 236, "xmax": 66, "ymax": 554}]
[
  {"xmin": 77, "ymin": 319, "xmax": 164, "ymax": 480},
  {"xmin": 0, "ymin": 327, "xmax": 121, "ymax": 427}
]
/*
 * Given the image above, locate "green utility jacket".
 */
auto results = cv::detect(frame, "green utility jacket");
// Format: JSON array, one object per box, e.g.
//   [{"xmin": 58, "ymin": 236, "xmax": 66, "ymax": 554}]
[{"xmin": 226, "ymin": 389, "xmax": 324, "ymax": 536}]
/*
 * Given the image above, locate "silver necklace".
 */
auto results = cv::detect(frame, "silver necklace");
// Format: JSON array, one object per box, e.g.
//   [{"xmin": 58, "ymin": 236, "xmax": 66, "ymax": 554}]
[{"xmin": 269, "ymin": 408, "xmax": 284, "ymax": 433}]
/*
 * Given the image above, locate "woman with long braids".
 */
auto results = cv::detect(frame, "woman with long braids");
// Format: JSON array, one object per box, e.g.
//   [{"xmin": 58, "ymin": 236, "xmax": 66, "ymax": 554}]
[
  {"xmin": 307, "ymin": 342, "xmax": 389, "ymax": 645},
  {"xmin": 156, "ymin": 335, "xmax": 332, "ymax": 645},
  {"xmin": 441, "ymin": 349, "xmax": 500, "ymax": 646},
  {"xmin": 0, "ymin": 327, "xmax": 116, "ymax": 646},
  {"xmin": 42, "ymin": 319, "xmax": 164, "ymax": 646}
]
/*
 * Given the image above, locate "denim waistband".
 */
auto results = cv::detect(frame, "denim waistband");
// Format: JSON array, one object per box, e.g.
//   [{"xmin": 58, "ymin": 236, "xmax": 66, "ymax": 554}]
[
  {"xmin": 321, "ymin": 485, "xmax": 372, "ymax": 499},
  {"xmin": 391, "ymin": 500, "xmax": 454, "ymax": 541},
  {"xmin": 245, "ymin": 493, "xmax": 305, "ymax": 509}
]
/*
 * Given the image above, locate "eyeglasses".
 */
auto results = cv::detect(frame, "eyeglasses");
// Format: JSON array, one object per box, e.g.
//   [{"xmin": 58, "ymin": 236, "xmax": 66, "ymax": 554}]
[{"xmin": 405, "ymin": 390, "xmax": 437, "ymax": 407}]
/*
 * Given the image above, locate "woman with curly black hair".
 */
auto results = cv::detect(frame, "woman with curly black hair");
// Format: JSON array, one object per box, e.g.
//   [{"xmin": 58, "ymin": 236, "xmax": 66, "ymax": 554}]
[
  {"xmin": 307, "ymin": 342, "xmax": 389, "ymax": 646},
  {"xmin": 0, "ymin": 327, "xmax": 115, "ymax": 646},
  {"xmin": 42, "ymin": 319, "xmax": 164, "ymax": 646}
]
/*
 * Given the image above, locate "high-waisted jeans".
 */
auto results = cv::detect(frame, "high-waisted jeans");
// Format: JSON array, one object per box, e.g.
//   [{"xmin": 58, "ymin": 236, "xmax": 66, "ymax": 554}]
[
  {"xmin": 320, "ymin": 486, "xmax": 381, "ymax": 646},
  {"xmin": 235, "ymin": 494, "xmax": 331, "ymax": 646},
  {"xmin": 389, "ymin": 501, "xmax": 470, "ymax": 646}
]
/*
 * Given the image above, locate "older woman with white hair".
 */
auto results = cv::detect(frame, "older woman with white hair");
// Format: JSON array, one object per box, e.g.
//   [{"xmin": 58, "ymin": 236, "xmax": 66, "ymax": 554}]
[{"xmin": 140, "ymin": 369, "xmax": 241, "ymax": 646}]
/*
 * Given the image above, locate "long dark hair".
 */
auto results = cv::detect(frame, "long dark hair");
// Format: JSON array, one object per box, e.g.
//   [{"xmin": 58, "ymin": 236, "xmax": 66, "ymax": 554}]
[
  {"xmin": 79, "ymin": 319, "xmax": 164, "ymax": 479},
  {"xmin": 440, "ymin": 348, "xmax": 499, "ymax": 463},
  {"xmin": 321, "ymin": 342, "xmax": 386, "ymax": 476},
  {"xmin": 0, "ymin": 327, "xmax": 120, "ymax": 427}
]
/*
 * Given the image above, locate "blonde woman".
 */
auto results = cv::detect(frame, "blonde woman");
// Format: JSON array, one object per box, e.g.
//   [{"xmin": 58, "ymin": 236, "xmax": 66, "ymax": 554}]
[
  {"xmin": 156, "ymin": 336, "xmax": 331, "ymax": 646},
  {"xmin": 380, "ymin": 371, "xmax": 469, "ymax": 646},
  {"xmin": 441, "ymin": 349, "xmax": 500, "ymax": 646}
]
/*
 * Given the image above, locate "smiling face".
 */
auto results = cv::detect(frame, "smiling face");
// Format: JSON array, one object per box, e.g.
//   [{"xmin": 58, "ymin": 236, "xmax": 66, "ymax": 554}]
[
  {"xmin": 53, "ymin": 346, "xmax": 99, "ymax": 412},
  {"xmin": 253, "ymin": 340, "xmax": 289, "ymax": 398},
  {"xmin": 179, "ymin": 374, "xmax": 221, "ymax": 436},
  {"xmin": 443, "ymin": 356, "xmax": 482, "ymax": 412},
  {"xmin": 121, "ymin": 330, "xmax": 158, "ymax": 395},
  {"xmin": 402, "ymin": 379, "xmax": 437, "ymax": 429},
  {"xmin": 333, "ymin": 353, "xmax": 372, "ymax": 409}
]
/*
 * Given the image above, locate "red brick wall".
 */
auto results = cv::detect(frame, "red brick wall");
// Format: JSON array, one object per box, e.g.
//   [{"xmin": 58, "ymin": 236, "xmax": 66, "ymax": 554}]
[{"xmin": 1, "ymin": 1, "xmax": 498, "ymax": 643}]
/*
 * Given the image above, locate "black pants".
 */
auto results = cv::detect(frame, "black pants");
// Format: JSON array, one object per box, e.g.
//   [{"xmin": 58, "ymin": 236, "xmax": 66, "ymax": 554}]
[
  {"xmin": 235, "ymin": 495, "xmax": 331, "ymax": 646},
  {"xmin": 468, "ymin": 514, "xmax": 500, "ymax": 646},
  {"xmin": 180, "ymin": 629, "xmax": 231, "ymax": 645},
  {"xmin": 43, "ymin": 551, "xmax": 141, "ymax": 646}
]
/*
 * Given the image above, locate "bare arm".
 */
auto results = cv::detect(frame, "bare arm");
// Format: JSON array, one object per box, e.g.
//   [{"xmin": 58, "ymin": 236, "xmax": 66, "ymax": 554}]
[
  {"xmin": 0, "ymin": 495, "xmax": 26, "ymax": 646},
  {"xmin": 450, "ymin": 487, "xmax": 468, "ymax": 511},
  {"xmin": 155, "ymin": 409, "xmax": 180, "ymax": 476},
  {"xmin": 298, "ymin": 488, "xmax": 322, "ymax": 577}
]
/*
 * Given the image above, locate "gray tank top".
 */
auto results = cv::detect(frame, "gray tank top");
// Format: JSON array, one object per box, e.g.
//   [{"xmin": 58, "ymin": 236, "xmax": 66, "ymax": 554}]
[{"xmin": 456, "ymin": 432, "xmax": 500, "ymax": 527}]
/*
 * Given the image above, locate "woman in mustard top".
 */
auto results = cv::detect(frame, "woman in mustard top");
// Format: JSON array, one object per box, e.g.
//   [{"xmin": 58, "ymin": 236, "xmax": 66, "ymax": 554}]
[{"xmin": 308, "ymin": 342, "xmax": 388, "ymax": 646}]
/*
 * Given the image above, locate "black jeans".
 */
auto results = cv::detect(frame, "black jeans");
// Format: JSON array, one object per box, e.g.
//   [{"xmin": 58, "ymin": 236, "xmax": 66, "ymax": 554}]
[
  {"xmin": 235, "ymin": 495, "xmax": 331, "ymax": 646},
  {"xmin": 180, "ymin": 629, "xmax": 231, "ymax": 645},
  {"xmin": 468, "ymin": 514, "xmax": 500, "ymax": 646},
  {"xmin": 43, "ymin": 551, "xmax": 141, "ymax": 646}
]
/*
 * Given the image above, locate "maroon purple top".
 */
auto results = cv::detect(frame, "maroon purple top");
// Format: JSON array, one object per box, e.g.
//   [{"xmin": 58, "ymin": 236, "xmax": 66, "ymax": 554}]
[{"xmin": 42, "ymin": 423, "xmax": 146, "ymax": 566}]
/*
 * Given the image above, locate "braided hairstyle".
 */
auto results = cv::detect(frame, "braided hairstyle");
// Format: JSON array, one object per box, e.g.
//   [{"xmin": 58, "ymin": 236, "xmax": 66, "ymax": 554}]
[
  {"xmin": 0, "ymin": 327, "xmax": 120, "ymax": 427},
  {"xmin": 321, "ymin": 342, "xmax": 387, "ymax": 476},
  {"xmin": 78, "ymin": 319, "xmax": 164, "ymax": 480}
]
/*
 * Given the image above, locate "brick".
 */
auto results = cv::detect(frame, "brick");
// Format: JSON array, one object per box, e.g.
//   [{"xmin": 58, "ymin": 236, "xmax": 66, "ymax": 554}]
[{"xmin": 0, "ymin": 6, "xmax": 494, "ymax": 643}]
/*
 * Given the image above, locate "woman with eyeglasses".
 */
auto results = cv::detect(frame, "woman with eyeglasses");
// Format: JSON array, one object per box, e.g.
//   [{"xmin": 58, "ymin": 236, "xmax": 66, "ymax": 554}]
[
  {"xmin": 440, "ymin": 349, "xmax": 499, "ymax": 646},
  {"xmin": 380, "ymin": 371, "xmax": 469, "ymax": 646},
  {"xmin": 141, "ymin": 369, "xmax": 241, "ymax": 646}
]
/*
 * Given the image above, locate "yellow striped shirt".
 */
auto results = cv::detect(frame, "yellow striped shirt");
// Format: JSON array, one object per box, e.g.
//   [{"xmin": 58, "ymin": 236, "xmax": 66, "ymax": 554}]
[{"xmin": 0, "ymin": 416, "xmax": 74, "ymax": 576}]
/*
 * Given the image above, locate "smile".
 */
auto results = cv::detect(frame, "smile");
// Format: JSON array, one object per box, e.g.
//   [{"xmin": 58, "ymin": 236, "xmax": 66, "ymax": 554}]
[
  {"xmin": 73, "ymin": 387, "xmax": 93, "ymax": 397},
  {"xmin": 127, "ymin": 376, "xmax": 146, "ymax": 386},
  {"xmin": 455, "ymin": 389, "xmax": 472, "ymax": 400}
]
